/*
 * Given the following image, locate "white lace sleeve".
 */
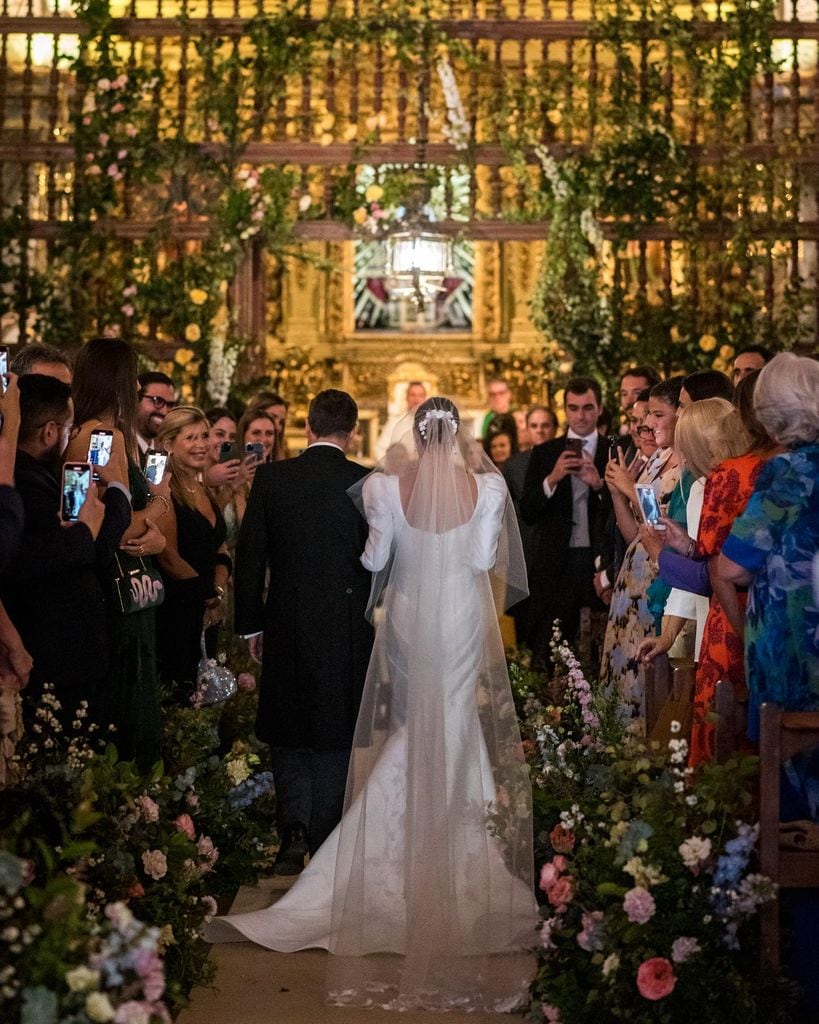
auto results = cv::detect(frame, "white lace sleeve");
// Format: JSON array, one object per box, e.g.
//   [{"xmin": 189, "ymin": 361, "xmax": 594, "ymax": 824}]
[
  {"xmin": 361, "ymin": 473, "xmax": 395, "ymax": 572},
  {"xmin": 471, "ymin": 473, "xmax": 507, "ymax": 571}
]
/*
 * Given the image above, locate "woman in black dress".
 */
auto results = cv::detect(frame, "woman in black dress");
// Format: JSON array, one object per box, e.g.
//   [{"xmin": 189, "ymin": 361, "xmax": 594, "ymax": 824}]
[
  {"xmin": 65, "ymin": 338, "xmax": 167, "ymax": 769},
  {"xmin": 155, "ymin": 406, "xmax": 230, "ymax": 693}
]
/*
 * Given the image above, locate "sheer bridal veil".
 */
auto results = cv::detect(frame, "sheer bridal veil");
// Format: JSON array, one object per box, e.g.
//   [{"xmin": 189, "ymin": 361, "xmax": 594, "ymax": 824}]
[{"xmin": 330, "ymin": 397, "xmax": 538, "ymax": 1011}]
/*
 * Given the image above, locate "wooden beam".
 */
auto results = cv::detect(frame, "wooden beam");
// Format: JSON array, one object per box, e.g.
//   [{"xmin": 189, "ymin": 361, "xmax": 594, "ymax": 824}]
[
  {"xmin": 4, "ymin": 139, "xmax": 819, "ymax": 166},
  {"xmin": 0, "ymin": 15, "xmax": 817, "ymax": 42},
  {"xmin": 22, "ymin": 217, "xmax": 819, "ymax": 243}
]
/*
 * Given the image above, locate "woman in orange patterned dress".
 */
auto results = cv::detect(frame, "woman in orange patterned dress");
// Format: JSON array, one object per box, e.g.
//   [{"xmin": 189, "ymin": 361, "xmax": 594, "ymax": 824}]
[{"xmin": 689, "ymin": 371, "xmax": 780, "ymax": 765}]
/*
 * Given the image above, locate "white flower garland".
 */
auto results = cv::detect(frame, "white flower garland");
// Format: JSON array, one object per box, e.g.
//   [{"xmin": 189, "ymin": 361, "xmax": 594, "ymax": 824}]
[
  {"xmin": 436, "ymin": 60, "xmax": 470, "ymax": 151},
  {"xmin": 206, "ymin": 320, "xmax": 238, "ymax": 406}
]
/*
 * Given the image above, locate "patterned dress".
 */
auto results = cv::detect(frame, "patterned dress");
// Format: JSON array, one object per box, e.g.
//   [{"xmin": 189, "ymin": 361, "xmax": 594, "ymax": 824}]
[
  {"xmin": 600, "ymin": 449, "xmax": 681, "ymax": 713},
  {"xmin": 722, "ymin": 444, "xmax": 819, "ymax": 744},
  {"xmin": 688, "ymin": 452, "xmax": 765, "ymax": 766}
]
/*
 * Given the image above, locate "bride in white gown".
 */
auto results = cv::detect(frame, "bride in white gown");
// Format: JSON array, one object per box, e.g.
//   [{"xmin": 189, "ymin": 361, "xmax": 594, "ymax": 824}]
[{"xmin": 206, "ymin": 397, "xmax": 538, "ymax": 1012}]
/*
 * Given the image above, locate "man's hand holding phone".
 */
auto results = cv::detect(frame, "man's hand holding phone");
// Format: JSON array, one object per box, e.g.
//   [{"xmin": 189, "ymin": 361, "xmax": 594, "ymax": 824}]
[{"xmin": 546, "ymin": 443, "xmax": 583, "ymax": 489}]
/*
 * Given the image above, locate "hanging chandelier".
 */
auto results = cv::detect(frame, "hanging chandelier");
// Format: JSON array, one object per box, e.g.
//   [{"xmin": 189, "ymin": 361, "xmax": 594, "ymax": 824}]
[{"xmin": 383, "ymin": 169, "xmax": 452, "ymax": 310}]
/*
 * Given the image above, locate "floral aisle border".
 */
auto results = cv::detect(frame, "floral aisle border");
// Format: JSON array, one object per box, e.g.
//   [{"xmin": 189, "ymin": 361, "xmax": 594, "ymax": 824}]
[
  {"xmin": 512, "ymin": 626, "xmax": 793, "ymax": 1023},
  {"xmin": 0, "ymin": 674, "xmax": 275, "ymax": 1022}
]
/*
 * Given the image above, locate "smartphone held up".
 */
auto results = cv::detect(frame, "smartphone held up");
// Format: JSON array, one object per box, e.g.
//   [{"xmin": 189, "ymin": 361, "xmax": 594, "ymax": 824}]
[
  {"xmin": 635, "ymin": 483, "xmax": 665, "ymax": 530},
  {"xmin": 144, "ymin": 452, "xmax": 168, "ymax": 485},
  {"xmin": 62, "ymin": 462, "xmax": 92, "ymax": 522}
]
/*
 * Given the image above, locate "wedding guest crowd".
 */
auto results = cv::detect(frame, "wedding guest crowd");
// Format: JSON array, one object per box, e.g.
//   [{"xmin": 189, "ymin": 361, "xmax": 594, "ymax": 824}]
[{"xmin": 0, "ymin": 338, "xmax": 815, "ymax": 805}]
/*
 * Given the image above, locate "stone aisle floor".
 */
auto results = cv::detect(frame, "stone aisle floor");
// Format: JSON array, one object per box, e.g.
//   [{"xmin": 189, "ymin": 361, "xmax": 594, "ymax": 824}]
[{"xmin": 178, "ymin": 877, "xmax": 513, "ymax": 1024}]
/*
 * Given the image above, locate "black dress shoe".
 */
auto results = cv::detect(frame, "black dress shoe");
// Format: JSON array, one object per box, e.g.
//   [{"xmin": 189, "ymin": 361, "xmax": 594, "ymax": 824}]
[{"xmin": 273, "ymin": 823, "xmax": 308, "ymax": 876}]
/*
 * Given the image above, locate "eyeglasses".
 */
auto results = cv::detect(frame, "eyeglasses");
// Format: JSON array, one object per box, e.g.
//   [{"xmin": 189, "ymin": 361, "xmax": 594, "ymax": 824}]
[
  {"xmin": 636, "ymin": 425, "xmax": 654, "ymax": 435},
  {"xmin": 140, "ymin": 393, "xmax": 177, "ymax": 410}
]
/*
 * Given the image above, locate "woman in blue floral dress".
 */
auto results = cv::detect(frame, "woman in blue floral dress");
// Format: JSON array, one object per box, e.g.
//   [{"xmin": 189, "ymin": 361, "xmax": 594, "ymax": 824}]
[{"xmin": 719, "ymin": 352, "xmax": 819, "ymax": 744}]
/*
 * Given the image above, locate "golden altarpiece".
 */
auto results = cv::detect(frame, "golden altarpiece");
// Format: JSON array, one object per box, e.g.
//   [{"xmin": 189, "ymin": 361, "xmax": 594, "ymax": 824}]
[{"xmin": 1, "ymin": 1, "xmax": 818, "ymax": 448}]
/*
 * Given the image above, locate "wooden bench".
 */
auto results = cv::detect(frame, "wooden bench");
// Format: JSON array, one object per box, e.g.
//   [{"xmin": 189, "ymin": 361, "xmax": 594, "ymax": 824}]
[{"xmin": 759, "ymin": 703, "xmax": 819, "ymax": 970}]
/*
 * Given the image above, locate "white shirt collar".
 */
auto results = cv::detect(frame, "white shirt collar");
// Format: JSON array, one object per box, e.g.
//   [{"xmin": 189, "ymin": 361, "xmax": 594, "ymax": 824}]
[{"xmin": 307, "ymin": 441, "xmax": 345, "ymax": 453}]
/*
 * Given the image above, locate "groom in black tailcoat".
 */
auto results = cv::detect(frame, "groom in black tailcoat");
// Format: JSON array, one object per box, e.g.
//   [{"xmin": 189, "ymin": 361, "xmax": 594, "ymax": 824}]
[
  {"xmin": 521, "ymin": 377, "xmax": 609, "ymax": 671},
  {"xmin": 234, "ymin": 389, "xmax": 373, "ymax": 873}
]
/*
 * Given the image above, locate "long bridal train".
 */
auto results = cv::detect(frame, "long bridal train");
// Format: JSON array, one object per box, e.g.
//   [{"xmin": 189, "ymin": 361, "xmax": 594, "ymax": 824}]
[{"xmin": 208, "ymin": 405, "xmax": 539, "ymax": 1011}]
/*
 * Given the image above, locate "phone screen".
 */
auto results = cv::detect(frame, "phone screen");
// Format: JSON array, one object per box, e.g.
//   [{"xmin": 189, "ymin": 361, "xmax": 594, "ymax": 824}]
[
  {"xmin": 62, "ymin": 463, "xmax": 91, "ymax": 522},
  {"xmin": 635, "ymin": 484, "xmax": 662, "ymax": 526},
  {"xmin": 0, "ymin": 347, "xmax": 8, "ymax": 394},
  {"xmin": 219, "ymin": 441, "xmax": 239, "ymax": 464},
  {"xmin": 144, "ymin": 452, "xmax": 167, "ymax": 485},
  {"xmin": 244, "ymin": 442, "xmax": 264, "ymax": 464},
  {"xmin": 88, "ymin": 429, "xmax": 114, "ymax": 467}
]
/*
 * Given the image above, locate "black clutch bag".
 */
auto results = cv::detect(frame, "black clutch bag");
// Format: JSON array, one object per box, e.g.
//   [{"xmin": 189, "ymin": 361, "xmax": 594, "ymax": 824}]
[{"xmin": 112, "ymin": 553, "xmax": 165, "ymax": 614}]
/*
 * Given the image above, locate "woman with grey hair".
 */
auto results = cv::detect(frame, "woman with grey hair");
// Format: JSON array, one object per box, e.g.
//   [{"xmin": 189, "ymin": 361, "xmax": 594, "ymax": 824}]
[
  {"xmin": 718, "ymin": 351, "xmax": 819, "ymax": 742},
  {"xmin": 719, "ymin": 351, "xmax": 819, "ymax": 1013}
]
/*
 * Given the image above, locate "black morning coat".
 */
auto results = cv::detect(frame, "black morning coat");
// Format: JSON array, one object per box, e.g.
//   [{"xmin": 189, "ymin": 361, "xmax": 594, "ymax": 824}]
[
  {"xmin": 519, "ymin": 435, "xmax": 609, "ymax": 595},
  {"xmin": 234, "ymin": 444, "xmax": 374, "ymax": 752}
]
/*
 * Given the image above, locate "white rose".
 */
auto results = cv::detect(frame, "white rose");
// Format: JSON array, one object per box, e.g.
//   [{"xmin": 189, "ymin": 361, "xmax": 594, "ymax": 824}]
[
  {"xmin": 65, "ymin": 965, "xmax": 100, "ymax": 992},
  {"xmin": 86, "ymin": 991, "xmax": 116, "ymax": 1022}
]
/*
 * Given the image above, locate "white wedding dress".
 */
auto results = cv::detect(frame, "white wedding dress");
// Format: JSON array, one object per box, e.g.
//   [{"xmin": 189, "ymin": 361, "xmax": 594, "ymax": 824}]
[{"xmin": 207, "ymin": 409, "xmax": 538, "ymax": 1012}]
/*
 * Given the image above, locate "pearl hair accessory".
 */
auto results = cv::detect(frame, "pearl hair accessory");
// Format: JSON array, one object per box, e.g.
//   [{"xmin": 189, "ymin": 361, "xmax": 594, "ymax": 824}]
[{"xmin": 417, "ymin": 408, "xmax": 458, "ymax": 439}]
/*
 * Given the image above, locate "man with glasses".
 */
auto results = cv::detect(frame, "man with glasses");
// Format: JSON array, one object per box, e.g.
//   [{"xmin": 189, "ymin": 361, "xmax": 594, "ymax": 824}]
[{"xmin": 136, "ymin": 371, "xmax": 176, "ymax": 462}]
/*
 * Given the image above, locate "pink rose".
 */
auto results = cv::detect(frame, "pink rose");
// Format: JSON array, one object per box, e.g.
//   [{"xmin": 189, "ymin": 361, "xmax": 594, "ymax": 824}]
[
  {"xmin": 636, "ymin": 957, "xmax": 676, "ymax": 1001},
  {"xmin": 552, "ymin": 855, "xmax": 567, "ymax": 872},
  {"xmin": 98, "ymin": 132, "xmax": 109, "ymax": 146},
  {"xmin": 111, "ymin": 102, "xmax": 124, "ymax": 113},
  {"xmin": 185, "ymin": 790, "xmax": 199, "ymax": 807},
  {"xmin": 542, "ymin": 1004, "xmax": 561, "ymax": 1023},
  {"xmin": 174, "ymin": 814, "xmax": 196, "ymax": 840},
  {"xmin": 121, "ymin": 303, "xmax": 134, "ymax": 317},
  {"xmin": 114, "ymin": 1001, "xmax": 153, "ymax": 1024},
  {"xmin": 127, "ymin": 880, "xmax": 145, "ymax": 898},
  {"xmin": 549, "ymin": 824, "xmax": 576, "ymax": 854},
  {"xmin": 135, "ymin": 795, "xmax": 159, "ymax": 822},
  {"xmin": 141, "ymin": 849, "xmax": 167, "ymax": 880},
  {"xmin": 546, "ymin": 876, "xmax": 574, "ymax": 912},
  {"xmin": 133, "ymin": 949, "xmax": 165, "ymax": 1001},
  {"xmin": 623, "ymin": 886, "xmax": 656, "ymax": 925},
  {"xmin": 539, "ymin": 862, "xmax": 559, "ymax": 891},
  {"xmin": 237, "ymin": 672, "xmax": 256, "ymax": 693},
  {"xmin": 201, "ymin": 894, "xmax": 218, "ymax": 919}
]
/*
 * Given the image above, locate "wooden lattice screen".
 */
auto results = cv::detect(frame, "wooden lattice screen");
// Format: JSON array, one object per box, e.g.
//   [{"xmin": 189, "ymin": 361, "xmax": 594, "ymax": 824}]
[{"xmin": 2, "ymin": 1, "xmax": 819, "ymax": 350}]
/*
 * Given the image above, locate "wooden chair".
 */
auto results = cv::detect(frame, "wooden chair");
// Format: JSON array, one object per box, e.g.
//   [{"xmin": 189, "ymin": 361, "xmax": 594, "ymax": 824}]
[
  {"xmin": 759, "ymin": 703, "xmax": 819, "ymax": 970},
  {"xmin": 644, "ymin": 652, "xmax": 671, "ymax": 735},
  {"xmin": 646, "ymin": 660, "xmax": 694, "ymax": 745},
  {"xmin": 713, "ymin": 678, "xmax": 748, "ymax": 764}
]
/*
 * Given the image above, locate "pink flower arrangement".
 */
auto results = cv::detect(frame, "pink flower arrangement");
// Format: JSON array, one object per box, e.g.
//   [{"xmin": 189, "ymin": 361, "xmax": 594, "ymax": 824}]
[
  {"xmin": 174, "ymin": 814, "xmax": 196, "ymax": 840},
  {"xmin": 539, "ymin": 855, "xmax": 574, "ymax": 913},
  {"xmin": 549, "ymin": 823, "xmax": 576, "ymax": 854},
  {"xmin": 141, "ymin": 849, "xmax": 168, "ymax": 881},
  {"xmin": 237, "ymin": 672, "xmax": 256, "ymax": 693},
  {"xmin": 636, "ymin": 957, "xmax": 676, "ymax": 1000},
  {"xmin": 671, "ymin": 936, "xmax": 701, "ymax": 964},
  {"xmin": 135, "ymin": 795, "xmax": 159, "ymax": 822},
  {"xmin": 623, "ymin": 886, "xmax": 656, "ymax": 925}
]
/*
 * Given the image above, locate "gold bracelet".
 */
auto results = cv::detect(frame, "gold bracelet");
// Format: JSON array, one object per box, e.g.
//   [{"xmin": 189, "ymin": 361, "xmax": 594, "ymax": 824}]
[{"xmin": 148, "ymin": 494, "xmax": 170, "ymax": 517}]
